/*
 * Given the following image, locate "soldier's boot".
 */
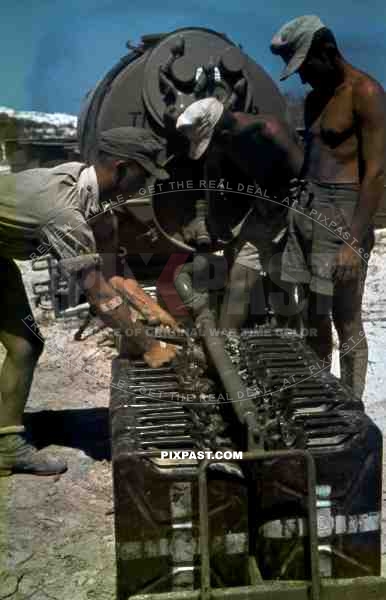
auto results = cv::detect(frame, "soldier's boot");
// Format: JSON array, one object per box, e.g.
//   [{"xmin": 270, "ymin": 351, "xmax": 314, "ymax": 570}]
[{"xmin": 0, "ymin": 427, "xmax": 67, "ymax": 477}]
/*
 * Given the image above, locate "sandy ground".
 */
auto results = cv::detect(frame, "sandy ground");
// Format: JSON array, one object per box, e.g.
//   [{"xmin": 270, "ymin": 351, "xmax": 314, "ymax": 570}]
[
  {"xmin": 0, "ymin": 232, "xmax": 386, "ymax": 599},
  {"xmin": 0, "ymin": 269, "xmax": 118, "ymax": 599}
]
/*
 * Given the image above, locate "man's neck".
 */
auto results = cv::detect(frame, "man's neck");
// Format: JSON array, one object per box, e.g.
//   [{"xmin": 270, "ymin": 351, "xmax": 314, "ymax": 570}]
[
  {"xmin": 333, "ymin": 57, "xmax": 353, "ymax": 88},
  {"xmin": 216, "ymin": 110, "xmax": 237, "ymax": 133},
  {"xmin": 315, "ymin": 58, "xmax": 351, "ymax": 95}
]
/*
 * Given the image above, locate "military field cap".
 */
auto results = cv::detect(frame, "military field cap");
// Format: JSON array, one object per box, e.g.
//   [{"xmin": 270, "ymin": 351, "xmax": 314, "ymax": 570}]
[
  {"xmin": 176, "ymin": 98, "xmax": 224, "ymax": 160},
  {"xmin": 98, "ymin": 127, "xmax": 170, "ymax": 180},
  {"xmin": 270, "ymin": 15, "xmax": 325, "ymax": 81}
]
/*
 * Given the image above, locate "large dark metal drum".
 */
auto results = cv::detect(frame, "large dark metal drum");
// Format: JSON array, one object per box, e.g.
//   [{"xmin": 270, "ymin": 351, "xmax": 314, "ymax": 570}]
[
  {"xmin": 82, "ymin": 28, "xmax": 385, "ymax": 600},
  {"xmin": 78, "ymin": 27, "xmax": 287, "ymax": 257}
]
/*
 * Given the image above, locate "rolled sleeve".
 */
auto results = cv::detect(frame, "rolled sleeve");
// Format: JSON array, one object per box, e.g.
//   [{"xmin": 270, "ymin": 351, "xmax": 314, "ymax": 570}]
[{"xmin": 41, "ymin": 208, "xmax": 102, "ymax": 276}]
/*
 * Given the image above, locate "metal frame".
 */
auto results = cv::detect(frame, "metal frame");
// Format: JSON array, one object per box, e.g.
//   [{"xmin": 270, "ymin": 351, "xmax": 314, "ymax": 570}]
[
  {"xmin": 129, "ymin": 578, "xmax": 386, "ymax": 600},
  {"xmin": 126, "ymin": 449, "xmax": 386, "ymax": 600},
  {"xmin": 198, "ymin": 450, "xmax": 321, "ymax": 600}
]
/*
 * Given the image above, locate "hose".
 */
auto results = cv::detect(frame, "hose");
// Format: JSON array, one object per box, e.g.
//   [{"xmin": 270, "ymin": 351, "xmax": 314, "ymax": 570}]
[{"xmin": 174, "ymin": 253, "xmax": 261, "ymax": 449}]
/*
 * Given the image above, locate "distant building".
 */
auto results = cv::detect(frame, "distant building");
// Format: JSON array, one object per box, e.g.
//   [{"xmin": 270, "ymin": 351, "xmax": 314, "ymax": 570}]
[
  {"xmin": 3, "ymin": 138, "xmax": 79, "ymax": 172},
  {"xmin": 0, "ymin": 106, "xmax": 79, "ymax": 172}
]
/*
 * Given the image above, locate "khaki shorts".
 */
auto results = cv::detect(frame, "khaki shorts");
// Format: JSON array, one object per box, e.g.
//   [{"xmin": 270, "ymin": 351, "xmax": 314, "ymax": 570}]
[
  {"xmin": 281, "ymin": 180, "xmax": 374, "ymax": 297},
  {"xmin": 234, "ymin": 209, "xmax": 286, "ymax": 274}
]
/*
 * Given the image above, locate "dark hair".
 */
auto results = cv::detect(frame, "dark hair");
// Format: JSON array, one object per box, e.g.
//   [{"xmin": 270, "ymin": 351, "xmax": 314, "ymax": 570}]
[
  {"xmin": 309, "ymin": 27, "xmax": 341, "ymax": 60},
  {"xmin": 214, "ymin": 110, "xmax": 237, "ymax": 137}
]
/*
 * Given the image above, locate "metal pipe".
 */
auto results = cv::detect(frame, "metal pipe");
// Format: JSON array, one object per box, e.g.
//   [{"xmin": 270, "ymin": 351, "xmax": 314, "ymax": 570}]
[
  {"xmin": 196, "ymin": 307, "xmax": 260, "ymax": 448},
  {"xmin": 173, "ymin": 258, "xmax": 209, "ymax": 315},
  {"xmin": 174, "ymin": 253, "xmax": 261, "ymax": 449}
]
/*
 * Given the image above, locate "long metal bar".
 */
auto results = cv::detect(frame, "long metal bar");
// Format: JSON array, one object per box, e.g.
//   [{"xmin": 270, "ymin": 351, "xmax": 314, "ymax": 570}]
[
  {"xmin": 304, "ymin": 452, "xmax": 320, "ymax": 600},
  {"xmin": 197, "ymin": 450, "xmax": 320, "ymax": 600},
  {"xmin": 118, "ymin": 438, "xmax": 386, "ymax": 600},
  {"xmin": 242, "ymin": 450, "xmax": 320, "ymax": 600},
  {"xmin": 198, "ymin": 459, "xmax": 211, "ymax": 600},
  {"xmin": 118, "ymin": 448, "xmax": 320, "ymax": 599},
  {"xmin": 128, "ymin": 577, "xmax": 386, "ymax": 600}
]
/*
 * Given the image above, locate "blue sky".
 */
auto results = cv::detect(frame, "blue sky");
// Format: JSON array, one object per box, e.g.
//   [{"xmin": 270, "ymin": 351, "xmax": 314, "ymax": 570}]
[{"xmin": 1, "ymin": 0, "xmax": 385, "ymax": 115}]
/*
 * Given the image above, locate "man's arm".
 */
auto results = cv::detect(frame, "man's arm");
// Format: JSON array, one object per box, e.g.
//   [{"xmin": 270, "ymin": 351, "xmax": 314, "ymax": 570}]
[
  {"xmin": 91, "ymin": 211, "xmax": 178, "ymax": 329},
  {"xmin": 82, "ymin": 268, "xmax": 177, "ymax": 367},
  {"xmin": 82, "ymin": 268, "xmax": 151, "ymax": 353},
  {"xmin": 108, "ymin": 275, "xmax": 178, "ymax": 329},
  {"xmin": 43, "ymin": 211, "xmax": 176, "ymax": 368},
  {"xmin": 335, "ymin": 80, "xmax": 386, "ymax": 282},
  {"xmin": 351, "ymin": 79, "xmax": 386, "ymax": 244},
  {"xmin": 231, "ymin": 112, "xmax": 305, "ymax": 177}
]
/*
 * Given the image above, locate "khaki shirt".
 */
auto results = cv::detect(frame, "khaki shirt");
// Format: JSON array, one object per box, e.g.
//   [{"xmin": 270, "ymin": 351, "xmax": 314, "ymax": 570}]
[{"xmin": 0, "ymin": 162, "xmax": 102, "ymax": 273}]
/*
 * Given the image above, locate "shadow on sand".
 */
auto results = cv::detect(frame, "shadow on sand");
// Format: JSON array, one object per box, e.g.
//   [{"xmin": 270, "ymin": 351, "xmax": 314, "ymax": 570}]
[{"xmin": 25, "ymin": 408, "xmax": 111, "ymax": 461}]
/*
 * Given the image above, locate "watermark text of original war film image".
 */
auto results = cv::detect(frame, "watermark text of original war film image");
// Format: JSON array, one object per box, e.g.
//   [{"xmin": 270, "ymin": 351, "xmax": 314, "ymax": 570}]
[{"xmin": 22, "ymin": 178, "xmax": 371, "ymax": 407}]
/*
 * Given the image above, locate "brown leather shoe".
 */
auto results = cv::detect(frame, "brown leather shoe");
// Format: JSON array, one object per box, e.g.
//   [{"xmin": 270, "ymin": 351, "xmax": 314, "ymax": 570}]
[{"xmin": 0, "ymin": 433, "xmax": 67, "ymax": 477}]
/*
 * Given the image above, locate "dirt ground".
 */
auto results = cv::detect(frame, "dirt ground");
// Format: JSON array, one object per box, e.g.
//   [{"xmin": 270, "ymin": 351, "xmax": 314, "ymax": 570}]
[
  {"xmin": 0, "ymin": 232, "xmax": 386, "ymax": 599},
  {"xmin": 0, "ymin": 267, "xmax": 118, "ymax": 599}
]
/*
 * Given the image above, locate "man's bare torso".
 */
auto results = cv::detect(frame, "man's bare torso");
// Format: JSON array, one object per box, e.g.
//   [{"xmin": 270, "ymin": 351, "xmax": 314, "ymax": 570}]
[{"xmin": 305, "ymin": 68, "xmax": 381, "ymax": 183}]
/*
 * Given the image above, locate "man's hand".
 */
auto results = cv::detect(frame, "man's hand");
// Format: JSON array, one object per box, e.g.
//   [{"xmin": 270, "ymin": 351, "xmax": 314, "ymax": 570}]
[
  {"xmin": 144, "ymin": 341, "xmax": 178, "ymax": 368},
  {"xmin": 182, "ymin": 216, "xmax": 210, "ymax": 245},
  {"xmin": 147, "ymin": 305, "xmax": 179, "ymax": 329},
  {"xmin": 154, "ymin": 306, "xmax": 178, "ymax": 329},
  {"xmin": 109, "ymin": 275, "xmax": 178, "ymax": 329},
  {"xmin": 334, "ymin": 244, "xmax": 362, "ymax": 283},
  {"xmin": 83, "ymin": 269, "xmax": 162, "ymax": 358}
]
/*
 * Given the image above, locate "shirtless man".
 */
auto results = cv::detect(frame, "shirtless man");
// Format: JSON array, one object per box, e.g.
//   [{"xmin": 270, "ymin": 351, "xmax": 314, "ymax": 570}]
[
  {"xmin": 271, "ymin": 15, "xmax": 386, "ymax": 398},
  {"xmin": 175, "ymin": 98, "xmax": 303, "ymax": 331}
]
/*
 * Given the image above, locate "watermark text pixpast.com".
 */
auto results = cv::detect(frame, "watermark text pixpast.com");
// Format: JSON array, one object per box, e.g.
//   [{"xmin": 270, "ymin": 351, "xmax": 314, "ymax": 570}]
[{"xmin": 160, "ymin": 450, "xmax": 243, "ymax": 460}]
